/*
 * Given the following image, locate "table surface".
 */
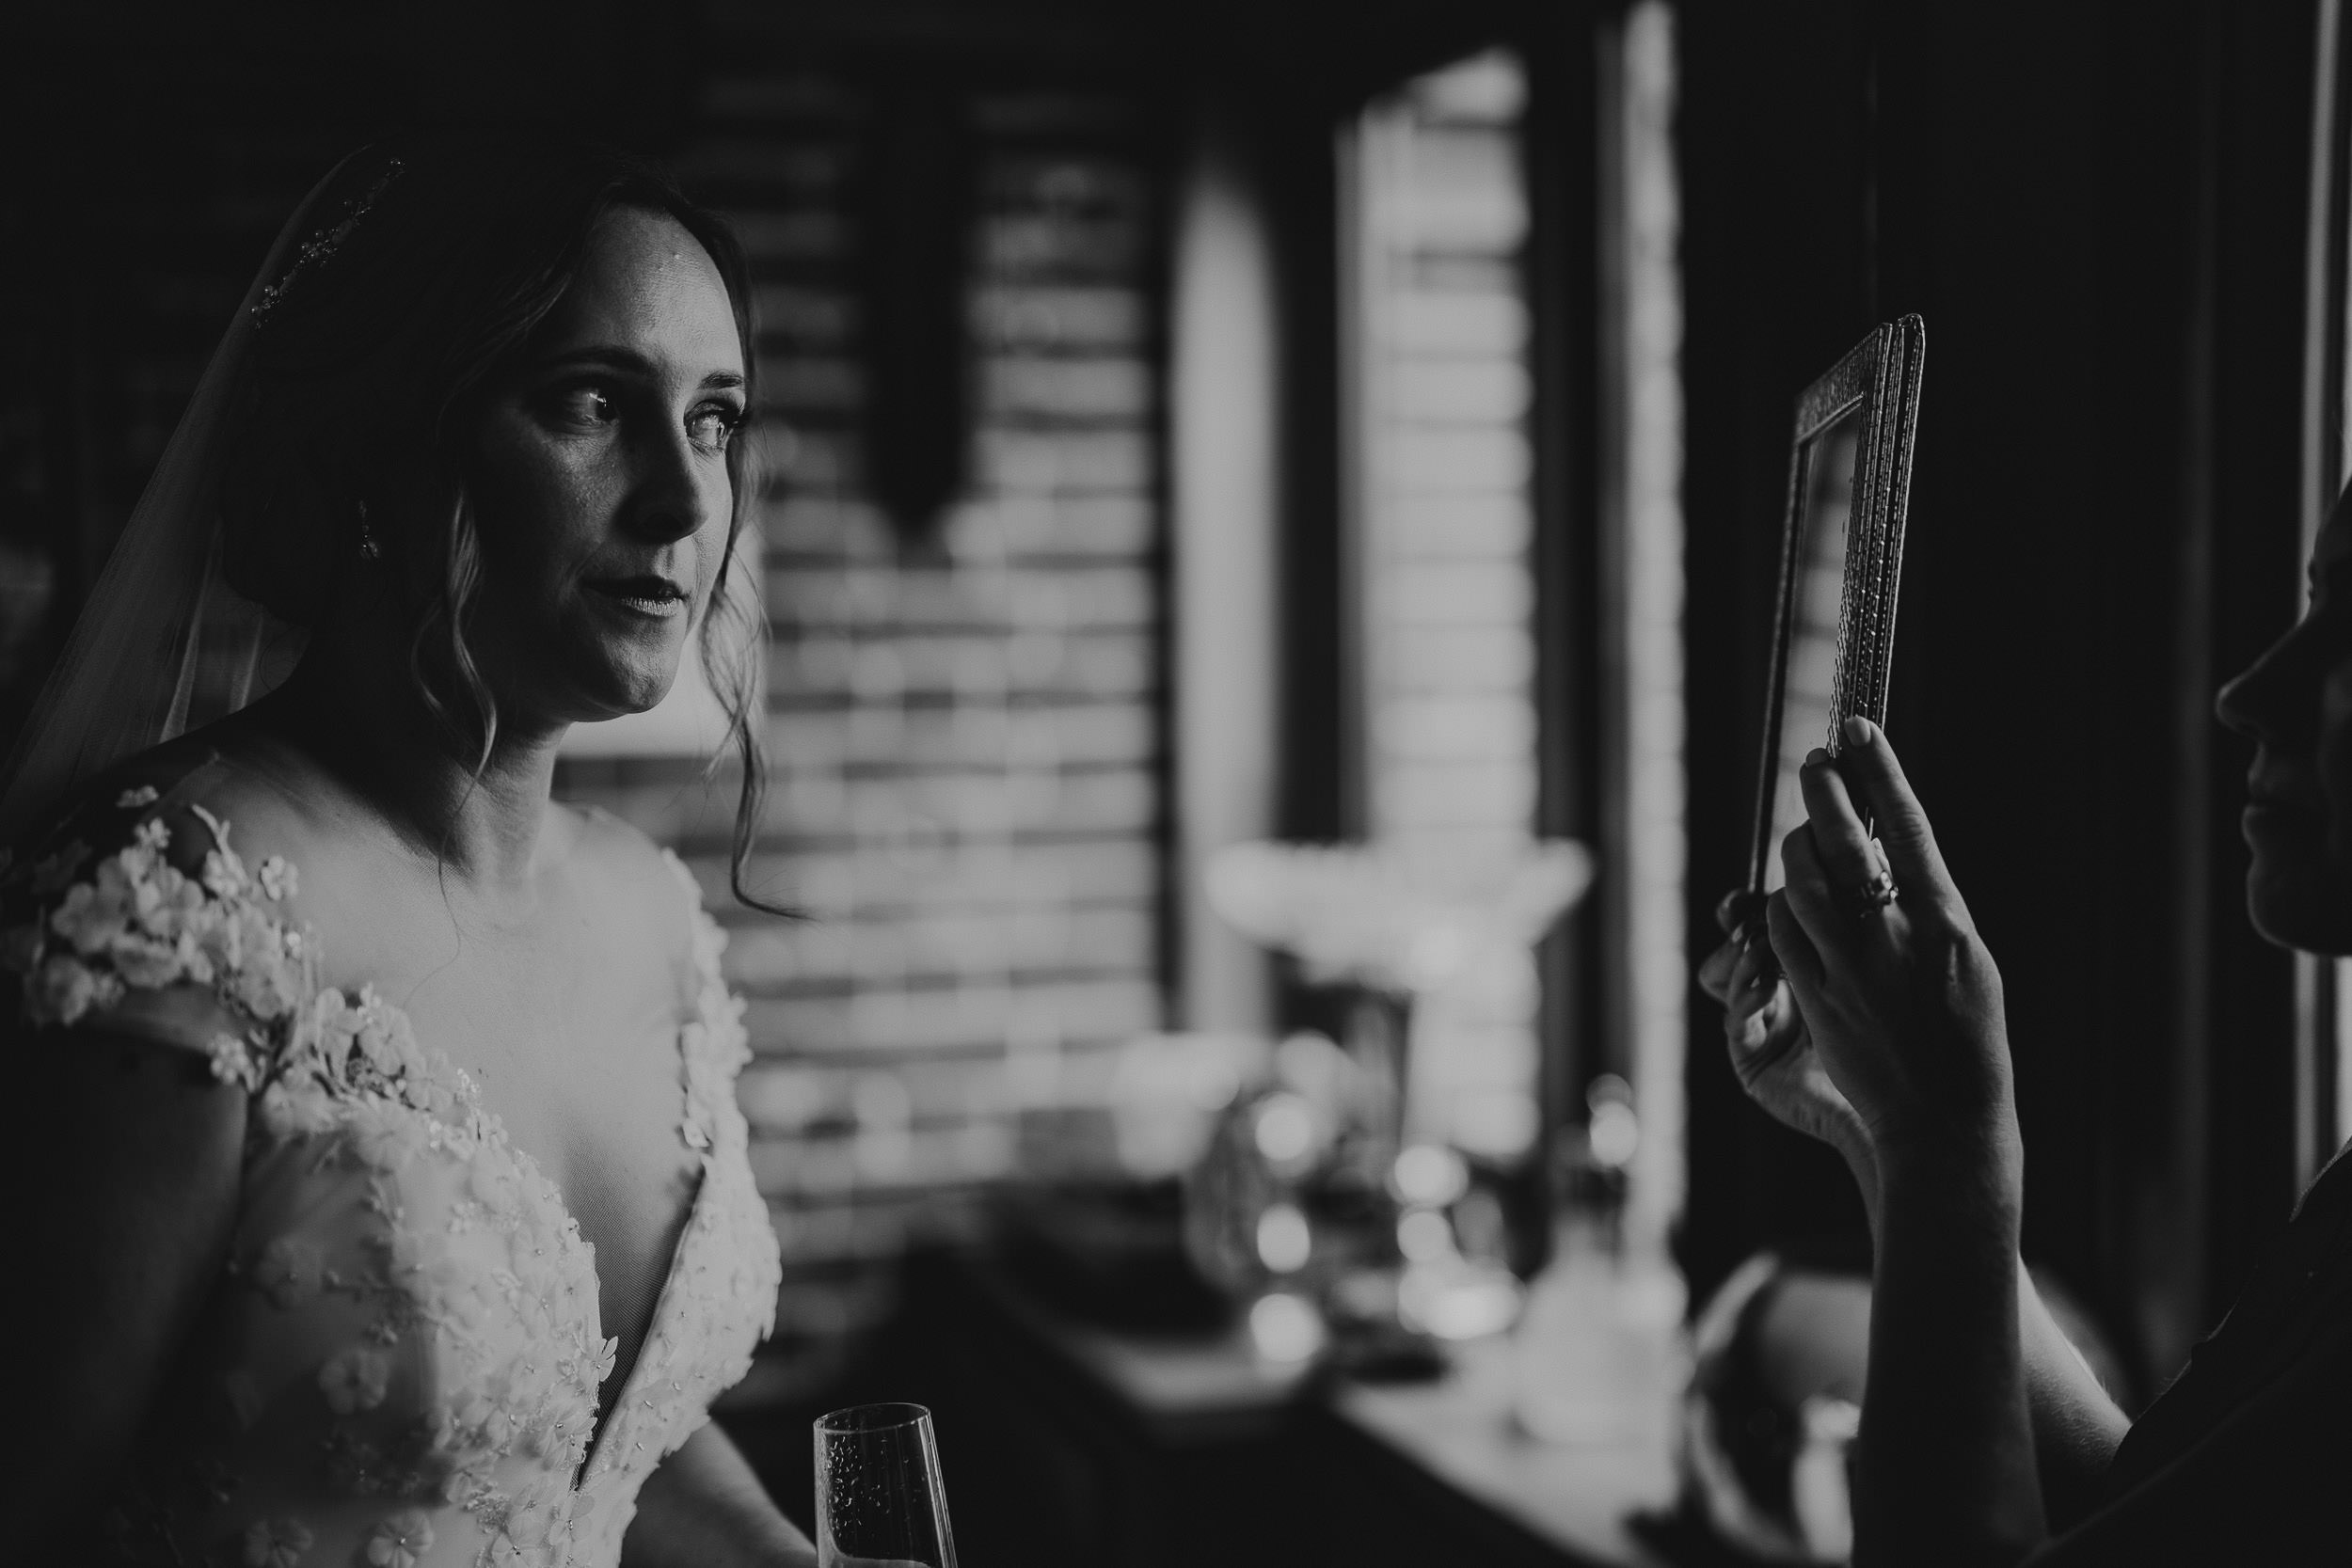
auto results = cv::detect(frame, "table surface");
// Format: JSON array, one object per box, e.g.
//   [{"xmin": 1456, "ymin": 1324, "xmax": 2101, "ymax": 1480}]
[
  {"xmin": 971, "ymin": 1249, "xmax": 1689, "ymax": 1566},
  {"xmin": 960, "ymin": 1256, "xmax": 1316, "ymax": 1445},
  {"xmin": 1333, "ymin": 1291, "xmax": 1683, "ymax": 1567}
]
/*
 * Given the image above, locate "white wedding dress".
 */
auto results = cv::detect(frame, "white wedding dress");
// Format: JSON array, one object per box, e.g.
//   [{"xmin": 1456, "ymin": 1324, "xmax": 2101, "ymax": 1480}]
[{"xmin": 4, "ymin": 756, "xmax": 782, "ymax": 1567}]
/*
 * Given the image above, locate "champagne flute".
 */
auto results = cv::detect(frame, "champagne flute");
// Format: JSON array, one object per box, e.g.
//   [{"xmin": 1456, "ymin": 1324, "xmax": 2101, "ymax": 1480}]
[{"xmin": 814, "ymin": 1402, "xmax": 959, "ymax": 1568}]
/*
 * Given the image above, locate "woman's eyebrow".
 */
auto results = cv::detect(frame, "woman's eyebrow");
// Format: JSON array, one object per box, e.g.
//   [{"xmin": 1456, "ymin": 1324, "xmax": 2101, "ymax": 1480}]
[
  {"xmin": 535, "ymin": 346, "xmax": 745, "ymax": 392},
  {"xmin": 537, "ymin": 344, "xmax": 655, "ymax": 376}
]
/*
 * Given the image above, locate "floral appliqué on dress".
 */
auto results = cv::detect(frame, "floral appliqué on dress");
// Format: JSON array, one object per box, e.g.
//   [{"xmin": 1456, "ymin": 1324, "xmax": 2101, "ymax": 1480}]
[{"xmin": 4, "ymin": 784, "xmax": 782, "ymax": 1568}]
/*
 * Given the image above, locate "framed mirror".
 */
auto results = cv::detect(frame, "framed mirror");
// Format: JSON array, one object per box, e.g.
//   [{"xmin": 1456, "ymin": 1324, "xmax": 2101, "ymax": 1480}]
[{"xmin": 1748, "ymin": 315, "xmax": 1926, "ymax": 895}]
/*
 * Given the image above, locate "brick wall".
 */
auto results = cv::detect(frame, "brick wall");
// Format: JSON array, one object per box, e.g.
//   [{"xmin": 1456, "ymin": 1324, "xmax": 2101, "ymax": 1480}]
[{"xmin": 558, "ymin": 72, "xmax": 1173, "ymax": 1378}]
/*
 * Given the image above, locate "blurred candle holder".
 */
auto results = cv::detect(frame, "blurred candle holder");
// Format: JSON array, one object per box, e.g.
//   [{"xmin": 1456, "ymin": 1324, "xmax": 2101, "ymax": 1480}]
[{"xmin": 1200, "ymin": 839, "xmax": 1594, "ymax": 1367}]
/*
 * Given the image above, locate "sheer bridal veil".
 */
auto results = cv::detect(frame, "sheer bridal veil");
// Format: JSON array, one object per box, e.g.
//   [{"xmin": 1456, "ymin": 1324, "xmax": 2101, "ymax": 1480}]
[{"xmin": 0, "ymin": 157, "xmax": 362, "ymax": 843}]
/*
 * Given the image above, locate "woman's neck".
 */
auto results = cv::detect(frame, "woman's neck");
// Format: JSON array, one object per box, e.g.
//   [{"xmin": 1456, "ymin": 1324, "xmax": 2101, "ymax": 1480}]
[{"xmin": 251, "ymin": 630, "xmax": 568, "ymax": 898}]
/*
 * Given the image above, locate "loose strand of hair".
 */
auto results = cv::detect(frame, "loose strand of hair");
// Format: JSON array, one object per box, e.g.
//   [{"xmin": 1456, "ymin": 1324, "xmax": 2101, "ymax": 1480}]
[
  {"xmin": 407, "ymin": 491, "xmax": 500, "ymax": 888},
  {"xmin": 700, "ymin": 545, "xmax": 796, "ymax": 919}
]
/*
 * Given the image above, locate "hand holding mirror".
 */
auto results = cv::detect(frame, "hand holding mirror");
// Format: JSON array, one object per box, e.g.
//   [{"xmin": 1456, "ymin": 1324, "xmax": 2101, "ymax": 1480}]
[{"xmin": 1744, "ymin": 316, "xmax": 1925, "ymax": 912}]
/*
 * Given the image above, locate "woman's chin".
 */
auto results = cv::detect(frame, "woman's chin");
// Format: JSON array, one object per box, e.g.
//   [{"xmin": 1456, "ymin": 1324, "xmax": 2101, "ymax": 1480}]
[
  {"xmin": 564, "ymin": 657, "xmax": 682, "ymax": 722},
  {"xmin": 2247, "ymin": 875, "xmax": 2352, "ymax": 955}
]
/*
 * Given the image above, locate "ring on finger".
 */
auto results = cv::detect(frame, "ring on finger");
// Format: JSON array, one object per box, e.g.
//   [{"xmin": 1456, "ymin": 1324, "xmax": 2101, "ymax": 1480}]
[{"xmin": 1851, "ymin": 867, "xmax": 1900, "ymax": 917}]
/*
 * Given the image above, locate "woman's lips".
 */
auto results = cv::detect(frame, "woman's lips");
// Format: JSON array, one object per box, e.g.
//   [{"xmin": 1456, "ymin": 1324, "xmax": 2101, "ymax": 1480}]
[
  {"xmin": 2244, "ymin": 799, "xmax": 2320, "ymax": 846},
  {"xmin": 584, "ymin": 577, "xmax": 688, "ymax": 619}
]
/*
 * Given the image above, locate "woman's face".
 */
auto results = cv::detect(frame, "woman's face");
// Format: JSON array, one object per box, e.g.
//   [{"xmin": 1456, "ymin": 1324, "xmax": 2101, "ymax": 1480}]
[
  {"xmin": 2217, "ymin": 497, "xmax": 2352, "ymax": 952},
  {"xmin": 464, "ymin": 207, "xmax": 746, "ymax": 727}
]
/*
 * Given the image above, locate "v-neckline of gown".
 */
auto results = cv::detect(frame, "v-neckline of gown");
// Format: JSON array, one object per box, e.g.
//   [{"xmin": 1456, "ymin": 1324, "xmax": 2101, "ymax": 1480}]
[
  {"xmin": 385, "ymin": 960, "xmax": 716, "ymax": 1493},
  {"xmin": 575, "ymin": 1149, "xmax": 710, "ymax": 1486},
  {"xmin": 317, "ymin": 862, "xmax": 721, "ymax": 1494}
]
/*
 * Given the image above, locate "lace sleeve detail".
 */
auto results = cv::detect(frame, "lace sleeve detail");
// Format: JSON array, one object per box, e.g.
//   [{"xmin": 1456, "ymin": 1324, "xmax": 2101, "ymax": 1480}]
[{"xmin": 0, "ymin": 789, "xmax": 311, "ymax": 1080}]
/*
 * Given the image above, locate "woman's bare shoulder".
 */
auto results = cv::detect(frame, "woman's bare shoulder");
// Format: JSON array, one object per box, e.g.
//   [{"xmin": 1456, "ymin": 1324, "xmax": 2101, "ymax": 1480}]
[
  {"xmin": 548, "ymin": 802, "xmax": 707, "ymax": 1024},
  {"xmin": 555, "ymin": 800, "xmax": 701, "ymax": 921}
]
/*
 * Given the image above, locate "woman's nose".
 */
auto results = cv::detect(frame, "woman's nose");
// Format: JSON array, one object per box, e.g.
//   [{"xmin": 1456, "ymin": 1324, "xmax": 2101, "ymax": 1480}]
[
  {"xmin": 2217, "ymin": 631, "xmax": 2305, "ymax": 748},
  {"xmin": 622, "ymin": 425, "xmax": 718, "ymax": 545}
]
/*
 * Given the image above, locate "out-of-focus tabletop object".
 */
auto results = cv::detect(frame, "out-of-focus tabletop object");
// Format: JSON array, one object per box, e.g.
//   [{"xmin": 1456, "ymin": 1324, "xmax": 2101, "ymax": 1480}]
[
  {"xmin": 1199, "ymin": 840, "xmax": 1596, "ymax": 1370},
  {"xmin": 1204, "ymin": 838, "xmax": 1594, "ymax": 997}
]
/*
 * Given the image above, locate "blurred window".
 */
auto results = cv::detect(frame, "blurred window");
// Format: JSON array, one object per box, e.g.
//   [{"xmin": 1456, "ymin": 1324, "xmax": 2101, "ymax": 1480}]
[
  {"xmin": 1334, "ymin": 22, "xmax": 1686, "ymax": 1243},
  {"xmin": 1612, "ymin": 0, "xmax": 1688, "ymax": 1254},
  {"xmin": 1341, "ymin": 51, "xmax": 1545, "ymax": 1161}
]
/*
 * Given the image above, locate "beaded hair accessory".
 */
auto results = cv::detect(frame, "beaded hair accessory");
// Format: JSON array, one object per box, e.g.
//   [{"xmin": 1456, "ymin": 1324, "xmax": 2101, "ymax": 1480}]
[{"xmin": 249, "ymin": 158, "xmax": 405, "ymax": 329}]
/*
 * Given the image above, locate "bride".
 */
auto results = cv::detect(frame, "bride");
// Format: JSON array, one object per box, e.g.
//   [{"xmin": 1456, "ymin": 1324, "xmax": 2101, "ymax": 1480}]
[{"xmin": 0, "ymin": 138, "xmax": 812, "ymax": 1566}]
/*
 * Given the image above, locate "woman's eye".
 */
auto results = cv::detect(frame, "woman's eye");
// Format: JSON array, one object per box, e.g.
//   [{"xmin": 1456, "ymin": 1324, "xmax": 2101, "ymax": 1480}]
[
  {"xmin": 553, "ymin": 386, "xmax": 617, "ymax": 426},
  {"xmin": 689, "ymin": 405, "xmax": 743, "ymax": 451}
]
